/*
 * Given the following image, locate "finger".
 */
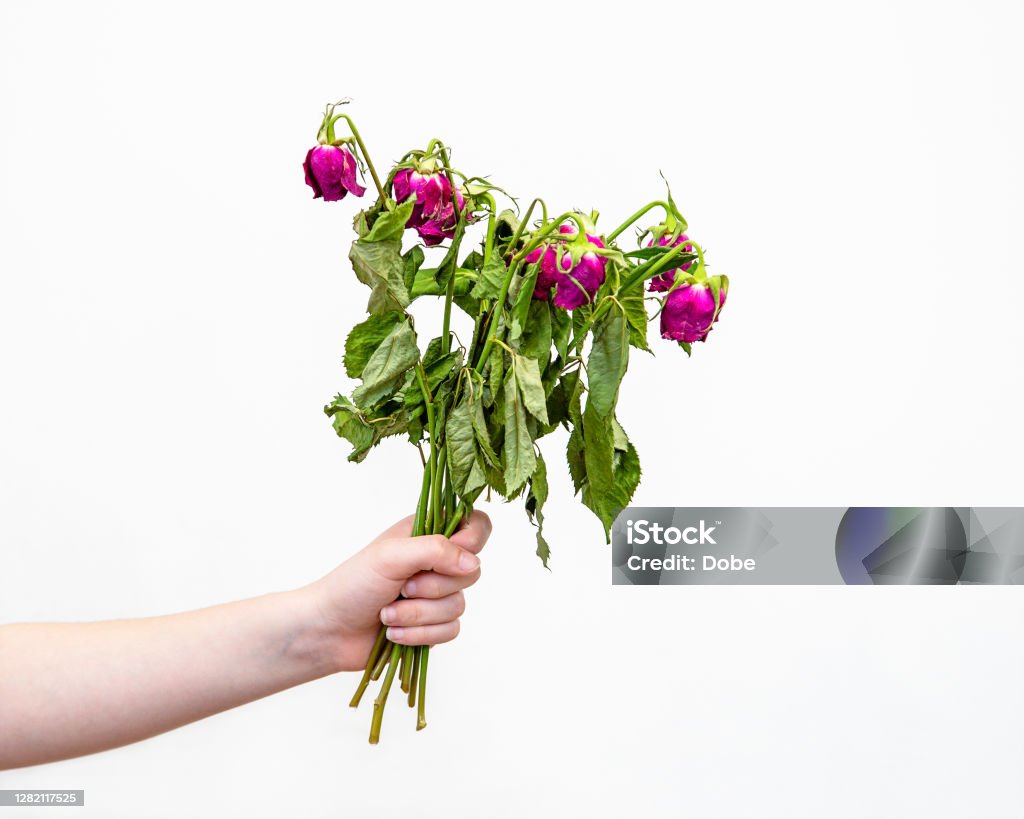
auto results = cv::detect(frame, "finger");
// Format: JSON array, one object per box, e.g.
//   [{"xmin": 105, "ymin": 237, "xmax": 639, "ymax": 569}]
[
  {"xmin": 449, "ymin": 510, "xmax": 492, "ymax": 555},
  {"xmin": 369, "ymin": 534, "xmax": 480, "ymax": 582},
  {"xmin": 401, "ymin": 568, "xmax": 480, "ymax": 599},
  {"xmin": 386, "ymin": 620, "xmax": 460, "ymax": 647},
  {"xmin": 369, "ymin": 515, "xmax": 415, "ymax": 544},
  {"xmin": 380, "ymin": 592, "xmax": 465, "ymax": 628}
]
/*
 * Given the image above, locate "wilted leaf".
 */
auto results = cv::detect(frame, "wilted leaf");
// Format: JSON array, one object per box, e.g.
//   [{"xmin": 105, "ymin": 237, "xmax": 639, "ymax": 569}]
[
  {"xmin": 352, "ymin": 319, "xmax": 419, "ymax": 408},
  {"xmin": 344, "ymin": 312, "xmax": 403, "ymax": 379},
  {"xmin": 503, "ymin": 368, "xmax": 537, "ymax": 493}
]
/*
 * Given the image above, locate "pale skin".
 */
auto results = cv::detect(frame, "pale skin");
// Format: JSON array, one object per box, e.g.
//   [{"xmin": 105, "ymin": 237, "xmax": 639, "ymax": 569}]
[{"xmin": 0, "ymin": 512, "xmax": 491, "ymax": 770}]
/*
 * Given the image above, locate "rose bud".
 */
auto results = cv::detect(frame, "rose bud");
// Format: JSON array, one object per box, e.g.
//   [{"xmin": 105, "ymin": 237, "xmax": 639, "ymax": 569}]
[
  {"xmin": 659, "ymin": 276, "xmax": 727, "ymax": 343},
  {"xmin": 647, "ymin": 233, "xmax": 694, "ymax": 292},
  {"xmin": 393, "ymin": 167, "xmax": 467, "ymax": 246},
  {"xmin": 527, "ymin": 225, "xmax": 608, "ymax": 310},
  {"xmin": 303, "ymin": 145, "xmax": 366, "ymax": 202}
]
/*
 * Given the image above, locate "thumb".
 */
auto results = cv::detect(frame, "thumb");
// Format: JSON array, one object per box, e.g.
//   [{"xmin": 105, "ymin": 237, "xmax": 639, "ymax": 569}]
[{"xmin": 368, "ymin": 534, "xmax": 480, "ymax": 583}]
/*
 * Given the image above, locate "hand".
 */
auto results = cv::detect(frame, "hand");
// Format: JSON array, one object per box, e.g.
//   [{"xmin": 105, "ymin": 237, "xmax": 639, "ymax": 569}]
[{"xmin": 306, "ymin": 512, "xmax": 491, "ymax": 672}]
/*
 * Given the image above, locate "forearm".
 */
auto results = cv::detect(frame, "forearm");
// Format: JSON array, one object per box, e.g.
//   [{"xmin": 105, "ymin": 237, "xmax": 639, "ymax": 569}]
[{"xmin": 0, "ymin": 588, "xmax": 338, "ymax": 770}]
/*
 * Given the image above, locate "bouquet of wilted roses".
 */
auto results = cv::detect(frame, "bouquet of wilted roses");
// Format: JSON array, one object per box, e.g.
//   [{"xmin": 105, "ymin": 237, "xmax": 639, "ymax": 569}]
[{"xmin": 304, "ymin": 102, "xmax": 729, "ymax": 742}]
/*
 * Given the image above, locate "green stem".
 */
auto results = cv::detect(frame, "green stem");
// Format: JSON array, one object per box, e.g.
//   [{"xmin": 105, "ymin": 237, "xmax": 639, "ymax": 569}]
[
  {"xmin": 370, "ymin": 639, "xmax": 392, "ymax": 681},
  {"xmin": 407, "ymin": 646, "xmax": 420, "ymax": 708},
  {"xmin": 369, "ymin": 643, "xmax": 403, "ymax": 744},
  {"xmin": 481, "ymin": 193, "xmax": 497, "ymax": 263},
  {"xmin": 331, "ymin": 113, "xmax": 386, "ymax": 201},
  {"xmin": 619, "ymin": 241, "xmax": 691, "ymax": 292},
  {"xmin": 349, "ymin": 625, "xmax": 388, "ymax": 708},
  {"xmin": 416, "ymin": 645, "xmax": 430, "ymax": 730},
  {"xmin": 606, "ymin": 200, "xmax": 671, "ymax": 242},
  {"xmin": 443, "ymin": 503, "xmax": 466, "ymax": 537},
  {"xmin": 432, "ymin": 445, "xmax": 447, "ymax": 534},
  {"xmin": 400, "ymin": 645, "xmax": 413, "ymax": 694},
  {"xmin": 412, "ymin": 458, "xmax": 432, "ymax": 537}
]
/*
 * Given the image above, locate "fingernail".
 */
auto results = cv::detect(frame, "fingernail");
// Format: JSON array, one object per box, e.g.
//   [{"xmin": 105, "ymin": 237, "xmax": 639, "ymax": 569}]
[
  {"xmin": 403, "ymin": 580, "xmax": 417, "ymax": 597},
  {"xmin": 380, "ymin": 606, "xmax": 396, "ymax": 625},
  {"xmin": 387, "ymin": 627, "xmax": 404, "ymax": 641},
  {"xmin": 459, "ymin": 550, "xmax": 480, "ymax": 572}
]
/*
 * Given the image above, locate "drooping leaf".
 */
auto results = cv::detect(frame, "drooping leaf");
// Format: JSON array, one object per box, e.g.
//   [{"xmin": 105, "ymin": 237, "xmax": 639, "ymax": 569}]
[
  {"xmin": 352, "ymin": 319, "xmax": 419, "ymax": 408},
  {"xmin": 551, "ymin": 307, "xmax": 573, "ymax": 363},
  {"xmin": 585, "ymin": 305, "xmax": 629, "ymax": 419},
  {"xmin": 579, "ymin": 403, "xmax": 642, "ymax": 540},
  {"xmin": 402, "ymin": 245, "xmax": 425, "ymax": 294},
  {"xmin": 348, "ymin": 199, "xmax": 417, "ymax": 314},
  {"xmin": 513, "ymin": 354, "xmax": 549, "ymax": 425},
  {"xmin": 545, "ymin": 367, "xmax": 579, "ymax": 430},
  {"xmin": 344, "ymin": 311, "xmax": 403, "ymax": 379},
  {"xmin": 509, "ymin": 263, "xmax": 540, "ymax": 342},
  {"xmin": 324, "ymin": 395, "xmax": 410, "ymax": 463},
  {"xmin": 503, "ymin": 367, "xmax": 537, "ymax": 493},
  {"xmin": 526, "ymin": 451, "xmax": 551, "ymax": 568},
  {"xmin": 472, "ymin": 251, "xmax": 509, "ymax": 301},
  {"xmin": 619, "ymin": 276, "xmax": 652, "ymax": 353},
  {"xmin": 566, "ymin": 423, "xmax": 586, "ymax": 494},
  {"xmin": 519, "ymin": 299, "xmax": 552, "ymax": 370},
  {"xmin": 446, "ymin": 392, "xmax": 487, "ymax": 498},
  {"xmin": 468, "ymin": 378, "xmax": 500, "ymax": 467},
  {"xmin": 363, "ymin": 199, "xmax": 416, "ymax": 243}
]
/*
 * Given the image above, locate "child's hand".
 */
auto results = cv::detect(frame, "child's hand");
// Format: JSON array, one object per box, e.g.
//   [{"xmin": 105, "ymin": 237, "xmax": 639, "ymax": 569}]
[{"xmin": 307, "ymin": 512, "xmax": 491, "ymax": 672}]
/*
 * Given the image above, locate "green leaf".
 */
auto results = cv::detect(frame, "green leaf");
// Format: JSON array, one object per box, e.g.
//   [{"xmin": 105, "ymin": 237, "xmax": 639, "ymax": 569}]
[
  {"xmin": 526, "ymin": 451, "xmax": 551, "ymax": 568},
  {"xmin": 509, "ymin": 264, "xmax": 540, "ymax": 342},
  {"xmin": 485, "ymin": 343, "xmax": 506, "ymax": 410},
  {"xmin": 566, "ymin": 429, "xmax": 586, "ymax": 499},
  {"xmin": 402, "ymin": 245, "xmax": 425, "ymax": 294},
  {"xmin": 503, "ymin": 368, "xmax": 537, "ymax": 493},
  {"xmin": 619, "ymin": 277, "xmax": 651, "ymax": 353},
  {"xmin": 352, "ymin": 319, "xmax": 419, "ymax": 408},
  {"xmin": 348, "ymin": 199, "xmax": 416, "ymax": 314},
  {"xmin": 324, "ymin": 395, "xmax": 374, "ymax": 456},
  {"xmin": 519, "ymin": 299, "xmax": 552, "ymax": 370},
  {"xmin": 446, "ymin": 392, "xmax": 487, "ymax": 498},
  {"xmin": 545, "ymin": 368, "xmax": 578, "ymax": 430},
  {"xmin": 468, "ymin": 379, "xmax": 500, "ymax": 467},
  {"xmin": 364, "ymin": 199, "xmax": 415, "ymax": 242},
  {"xmin": 324, "ymin": 395, "xmax": 410, "ymax": 463},
  {"xmin": 551, "ymin": 306, "xmax": 573, "ymax": 363},
  {"xmin": 612, "ymin": 416, "xmax": 630, "ymax": 451},
  {"xmin": 471, "ymin": 251, "xmax": 509, "ymax": 301},
  {"xmin": 586, "ymin": 305, "xmax": 629, "ymax": 418},
  {"xmin": 404, "ymin": 351, "xmax": 460, "ymax": 410},
  {"xmin": 343, "ymin": 312, "xmax": 403, "ymax": 379},
  {"xmin": 513, "ymin": 354, "xmax": 549, "ymax": 425},
  {"xmin": 350, "ymin": 243, "xmax": 409, "ymax": 314},
  {"xmin": 579, "ymin": 405, "xmax": 642, "ymax": 540}
]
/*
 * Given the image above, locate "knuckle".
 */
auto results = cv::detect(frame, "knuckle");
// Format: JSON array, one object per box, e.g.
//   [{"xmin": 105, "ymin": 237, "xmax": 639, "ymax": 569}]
[
  {"xmin": 417, "ymin": 574, "xmax": 442, "ymax": 598},
  {"xmin": 425, "ymin": 535, "xmax": 448, "ymax": 560},
  {"xmin": 408, "ymin": 599, "xmax": 426, "ymax": 625}
]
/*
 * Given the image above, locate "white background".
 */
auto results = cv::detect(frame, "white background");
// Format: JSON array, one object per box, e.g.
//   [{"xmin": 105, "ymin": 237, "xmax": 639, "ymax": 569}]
[{"xmin": 2, "ymin": 1, "xmax": 1023, "ymax": 816}]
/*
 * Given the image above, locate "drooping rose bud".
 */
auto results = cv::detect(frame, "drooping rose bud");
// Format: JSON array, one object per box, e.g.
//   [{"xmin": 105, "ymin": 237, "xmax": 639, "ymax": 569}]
[
  {"xmin": 527, "ymin": 225, "xmax": 608, "ymax": 310},
  {"xmin": 659, "ymin": 278, "xmax": 726, "ymax": 343},
  {"xmin": 303, "ymin": 145, "xmax": 366, "ymax": 202},
  {"xmin": 393, "ymin": 168, "xmax": 466, "ymax": 246},
  {"xmin": 647, "ymin": 233, "xmax": 694, "ymax": 292}
]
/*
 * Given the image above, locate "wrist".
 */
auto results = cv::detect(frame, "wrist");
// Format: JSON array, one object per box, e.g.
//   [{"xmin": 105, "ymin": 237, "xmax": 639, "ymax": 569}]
[{"xmin": 277, "ymin": 586, "xmax": 347, "ymax": 678}]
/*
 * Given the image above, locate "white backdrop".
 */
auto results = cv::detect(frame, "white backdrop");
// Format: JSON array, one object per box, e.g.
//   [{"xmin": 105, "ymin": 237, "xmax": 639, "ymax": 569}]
[{"xmin": 2, "ymin": 1, "xmax": 1023, "ymax": 816}]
